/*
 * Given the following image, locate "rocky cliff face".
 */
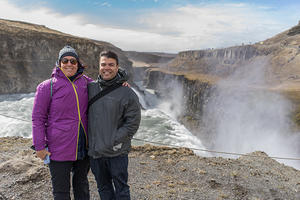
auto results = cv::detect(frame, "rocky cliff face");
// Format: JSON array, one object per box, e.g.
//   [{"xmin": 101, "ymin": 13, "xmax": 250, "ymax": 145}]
[
  {"xmin": 165, "ymin": 20, "xmax": 300, "ymax": 84},
  {"xmin": 0, "ymin": 19, "xmax": 133, "ymax": 94},
  {"xmin": 166, "ymin": 45, "xmax": 264, "ymax": 77},
  {"xmin": 125, "ymin": 51, "xmax": 176, "ymax": 82},
  {"xmin": 125, "ymin": 51, "xmax": 176, "ymax": 66},
  {"xmin": 144, "ymin": 69, "xmax": 214, "ymax": 133},
  {"xmin": 144, "ymin": 21, "xmax": 300, "ymax": 134}
]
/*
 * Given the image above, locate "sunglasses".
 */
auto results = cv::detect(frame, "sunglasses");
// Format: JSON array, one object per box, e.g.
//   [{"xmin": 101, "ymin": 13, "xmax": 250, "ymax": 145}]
[{"xmin": 61, "ymin": 58, "xmax": 78, "ymax": 65}]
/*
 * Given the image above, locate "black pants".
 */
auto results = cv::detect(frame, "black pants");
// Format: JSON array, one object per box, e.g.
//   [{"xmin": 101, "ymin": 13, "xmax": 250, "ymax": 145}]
[
  {"xmin": 49, "ymin": 157, "xmax": 90, "ymax": 200},
  {"xmin": 90, "ymin": 155, "xmax": 130, "ymax": 200}
]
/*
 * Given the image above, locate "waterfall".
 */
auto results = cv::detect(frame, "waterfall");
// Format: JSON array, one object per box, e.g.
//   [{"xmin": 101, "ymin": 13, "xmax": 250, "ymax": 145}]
[{"xmin": 0, "ymin": 90, "xmax": 208, "ymax": 156}]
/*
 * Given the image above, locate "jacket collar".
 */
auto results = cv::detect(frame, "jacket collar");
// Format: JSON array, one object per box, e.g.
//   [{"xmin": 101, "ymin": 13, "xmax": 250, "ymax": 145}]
[
  {"xmin": 97, "ymin": 68, "xmax": 128, "ymax": 87},
  {"xmin": 51, "ymin": 66, "xmax": 84, "ymax": 81}
]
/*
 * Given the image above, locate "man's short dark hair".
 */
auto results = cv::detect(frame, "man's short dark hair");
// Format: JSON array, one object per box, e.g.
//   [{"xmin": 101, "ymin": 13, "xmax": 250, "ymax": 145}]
[{"xmin": 100, "ymin": 51, "xmax": 119, "ymax": 65}]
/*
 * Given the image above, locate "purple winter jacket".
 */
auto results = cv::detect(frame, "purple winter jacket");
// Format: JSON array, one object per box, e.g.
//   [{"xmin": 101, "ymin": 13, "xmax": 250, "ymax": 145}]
[{"xmin": 32, "ymin": 67, "xmax": 93, "ymax": 161}]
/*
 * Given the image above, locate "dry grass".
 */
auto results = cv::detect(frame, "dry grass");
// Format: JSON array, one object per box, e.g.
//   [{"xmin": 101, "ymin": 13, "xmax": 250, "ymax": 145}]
[{"xmin": 0, "ymin": 18, "xmax": 69, "ymax": 36}]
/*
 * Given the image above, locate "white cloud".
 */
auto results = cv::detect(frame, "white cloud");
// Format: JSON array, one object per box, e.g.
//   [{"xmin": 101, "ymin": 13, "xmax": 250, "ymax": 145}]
[
  {"xmin": 0, "ymin": 0, "xmax": 181, "ymax": 52},
  {"xmin": 0, "ymin": 0, "xmax": 297, "ymax": 53},
  {"xmin": 101, "ymin": 2, "xmax": 111, "ymax": 7},
  {"xmin": 137, "ymin": 3, "xmax": 290, "ymax": 50}
]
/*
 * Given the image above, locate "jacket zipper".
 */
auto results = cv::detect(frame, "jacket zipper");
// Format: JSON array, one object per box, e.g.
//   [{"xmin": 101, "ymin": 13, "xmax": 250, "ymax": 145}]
[
  {"xmin": 60, "ymin": 70, "xmax": 88, "ymax": 160},
  {"xmin": 75, "ymin": 75, "xmax": 89, "ymax": 147}
]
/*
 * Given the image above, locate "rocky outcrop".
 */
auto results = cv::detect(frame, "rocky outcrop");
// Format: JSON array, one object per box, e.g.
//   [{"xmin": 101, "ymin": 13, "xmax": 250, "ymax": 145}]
[
  {"xmin": 287, "ymin": 21, "xmax": 300, "ymax": 36},
  {"xmin": 0, "ymin": 18, "xmax": 133, "ymax": 94}
]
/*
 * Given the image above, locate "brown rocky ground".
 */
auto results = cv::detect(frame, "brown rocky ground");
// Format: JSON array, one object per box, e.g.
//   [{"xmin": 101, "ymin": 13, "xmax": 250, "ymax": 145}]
[{"xmin": 1, "ymin": 137, "xmax": 300, "ymax": 200}]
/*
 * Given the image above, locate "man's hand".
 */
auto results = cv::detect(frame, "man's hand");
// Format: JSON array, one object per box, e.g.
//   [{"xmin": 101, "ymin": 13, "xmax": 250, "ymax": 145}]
[
  {"xmin": 36, "ymin": 149, "xmax": 51, "ymax": 160},
  {"xmin": 113, "ymin": 143, "xmax": 122, "ymax": 151}
]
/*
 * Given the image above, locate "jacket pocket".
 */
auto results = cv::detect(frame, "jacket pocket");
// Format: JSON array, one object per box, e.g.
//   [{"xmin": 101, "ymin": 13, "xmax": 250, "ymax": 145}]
[{"xmin": 47, "ymin": 124, "xmax": 72, "ymax": 145}]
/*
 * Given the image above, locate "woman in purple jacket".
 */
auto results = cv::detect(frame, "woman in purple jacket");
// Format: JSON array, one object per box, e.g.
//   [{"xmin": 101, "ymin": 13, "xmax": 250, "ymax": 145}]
[{"xmin": 32, "ymin": 46, "xmax": 93, "ymax": 200}]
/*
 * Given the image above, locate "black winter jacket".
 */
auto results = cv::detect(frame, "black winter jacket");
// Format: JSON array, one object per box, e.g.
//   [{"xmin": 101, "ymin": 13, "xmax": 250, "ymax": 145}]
[{"xmin": 88, "ymin": 71, "xmax": 141, "ymax": 158}]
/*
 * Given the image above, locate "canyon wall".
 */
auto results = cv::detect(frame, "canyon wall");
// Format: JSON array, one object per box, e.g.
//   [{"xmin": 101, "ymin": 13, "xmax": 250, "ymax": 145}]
[
  {"xmin": 0, "ymin": 19, "xmax": 133, "ymax": 94},
  {"xmin": 166, "ymin": 45, "xmax": 264, "ymax": 77},
  {"xmin": 144, "ymin": 22, "xmax": 300, "ymax": 133},
  {"xmin": 144, "ymin": 69, "xmax": 213, "ymax": 132}
]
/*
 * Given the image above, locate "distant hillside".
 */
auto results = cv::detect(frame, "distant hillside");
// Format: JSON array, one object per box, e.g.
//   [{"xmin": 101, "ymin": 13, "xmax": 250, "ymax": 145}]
[
  {"xmin": 164, "ymin": 21, "xmax": 300, "ymax": 88},
  {"xmin": 0, "ymin": 18, "xmax": 134, "ymax": 94},
  {"xmin": 125, "ymin": 51, "xmax": 176, "ymax": 67}
]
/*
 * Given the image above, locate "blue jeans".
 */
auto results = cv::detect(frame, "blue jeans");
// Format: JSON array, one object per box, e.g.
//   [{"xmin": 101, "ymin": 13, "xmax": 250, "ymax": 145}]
[{"xmin": 90, "ymin": 155, "xmax": 130, "ymax": 200}]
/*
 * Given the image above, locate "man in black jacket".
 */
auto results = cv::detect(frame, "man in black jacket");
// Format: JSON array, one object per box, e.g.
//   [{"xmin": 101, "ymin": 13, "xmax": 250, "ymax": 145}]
[{"xmin": 88, "ymin": 50, "xmax": 141, "ymax": 200}]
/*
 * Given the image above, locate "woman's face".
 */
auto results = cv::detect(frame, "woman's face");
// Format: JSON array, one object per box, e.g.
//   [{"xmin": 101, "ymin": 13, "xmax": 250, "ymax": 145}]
[{"xmin": 60, "ymin": 56, "xmax": 78, "ymax": 77}]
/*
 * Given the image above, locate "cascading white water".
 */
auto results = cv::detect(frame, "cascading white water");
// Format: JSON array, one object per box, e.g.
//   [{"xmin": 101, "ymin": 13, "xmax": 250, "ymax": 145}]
[
  {"xmin": 0, "ymin": 93, "xmax": 34, "ymax": 138},
  {"xmin": 0, "ymin": 87, "xmax": 207, "ymax": 156}
]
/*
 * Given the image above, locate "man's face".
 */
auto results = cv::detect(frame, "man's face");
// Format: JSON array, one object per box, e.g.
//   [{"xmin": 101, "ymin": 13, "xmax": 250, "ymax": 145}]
[{"xmin": 99, "ymin": 56, "xmax": 119, "ymax": 80}]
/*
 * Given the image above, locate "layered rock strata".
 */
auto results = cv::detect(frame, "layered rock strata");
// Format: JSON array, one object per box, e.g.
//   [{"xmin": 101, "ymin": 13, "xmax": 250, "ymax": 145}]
[{"xmin": 0, "ymin": 19, "xmax": 133, "ymax": 94}]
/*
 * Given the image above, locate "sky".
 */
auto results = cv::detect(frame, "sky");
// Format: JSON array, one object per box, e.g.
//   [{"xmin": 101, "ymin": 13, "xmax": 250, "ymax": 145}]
[{"xmin": 0, "ymin": 0, "xmax": 300, "ymax": 53}]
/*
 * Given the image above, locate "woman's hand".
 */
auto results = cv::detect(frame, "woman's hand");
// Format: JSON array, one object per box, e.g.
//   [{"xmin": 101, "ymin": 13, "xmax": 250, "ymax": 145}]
[
  {"xmin": 36, "ymin": 149, "xmax": 51, "ymax": 160},
  {"xmin": 122, "ymin": 82, "xmax": 130, "ymax": 87}
]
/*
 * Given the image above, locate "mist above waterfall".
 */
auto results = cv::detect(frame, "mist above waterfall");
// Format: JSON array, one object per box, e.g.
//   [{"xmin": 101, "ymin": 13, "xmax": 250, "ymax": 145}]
[
  {"xmin": 157, "ymin": 80, "xmax": 184, "ymax": 120},
  {"xmin": 133, "ymin": 78, "xmax": 207, "ymax": 155},
  {"xmin": 201, "ymin": 57, "xmax": 300, "ymax": 168}
]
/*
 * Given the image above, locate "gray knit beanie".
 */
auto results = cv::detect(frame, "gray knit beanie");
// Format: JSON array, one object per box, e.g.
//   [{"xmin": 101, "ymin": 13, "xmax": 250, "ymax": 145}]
[{"xmin": 58, "ymin": 45, "xmax": 79, "ymax": 61}]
